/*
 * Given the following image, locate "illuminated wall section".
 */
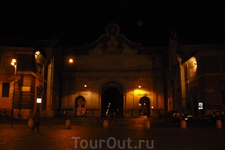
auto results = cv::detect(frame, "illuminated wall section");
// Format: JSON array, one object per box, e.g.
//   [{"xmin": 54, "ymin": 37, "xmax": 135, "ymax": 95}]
[{"xmin": 187, "ymin": 57, "xmax": 197, "ymax": 81}]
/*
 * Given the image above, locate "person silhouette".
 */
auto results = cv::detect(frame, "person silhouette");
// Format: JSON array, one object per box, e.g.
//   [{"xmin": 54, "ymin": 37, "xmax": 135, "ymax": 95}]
[{"xmin": 31, "ymin": 109, "xmax": 40, "ymax": 132}]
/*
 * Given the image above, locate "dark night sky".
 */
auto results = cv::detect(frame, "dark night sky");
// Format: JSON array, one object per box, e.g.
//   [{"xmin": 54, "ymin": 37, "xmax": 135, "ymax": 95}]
[{"xmin": 0, "ymin": 0, "xmax": 225, "ymax": 47}]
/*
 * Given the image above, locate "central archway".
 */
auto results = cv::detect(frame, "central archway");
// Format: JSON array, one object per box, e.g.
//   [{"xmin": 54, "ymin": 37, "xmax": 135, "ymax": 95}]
[{"xmin": 101, "ymin": 81, "xmax": 123, "ymax": 117}]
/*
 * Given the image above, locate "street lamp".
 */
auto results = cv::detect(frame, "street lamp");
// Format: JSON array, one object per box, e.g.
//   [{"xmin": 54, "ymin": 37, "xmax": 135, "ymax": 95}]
[
  {"xmin": 11, "ymin": 58, "xmax": 17, "ymax": 127},
  {"xmin": 11, "ymin": 58, "xmax": 17, "ymax": 73}
]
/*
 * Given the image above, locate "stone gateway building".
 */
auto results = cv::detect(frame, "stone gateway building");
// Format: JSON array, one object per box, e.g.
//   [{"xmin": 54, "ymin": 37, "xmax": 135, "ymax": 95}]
[
  {"xmin": 61, "ymin": 23, "xmax": 167, "ymax": 117},
  {"xmin": 1, "ymin": 23, "xmax": 225, "ymax": 119}
]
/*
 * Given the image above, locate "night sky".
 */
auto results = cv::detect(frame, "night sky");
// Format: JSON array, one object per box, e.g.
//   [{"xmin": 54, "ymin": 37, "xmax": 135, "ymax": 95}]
[{"xmin": 1, "ymin": 0, "xmax": 225, "ymax": 47}]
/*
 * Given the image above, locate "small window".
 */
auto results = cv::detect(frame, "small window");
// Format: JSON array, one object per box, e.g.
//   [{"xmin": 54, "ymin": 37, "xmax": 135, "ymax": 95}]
[
  {"xmin": 198, "ymin": 102, "xmax": 203, "ymax": 110},
  {"xmin": 2, "ymin": 83, "xmax": 10, "ymax": 97}
]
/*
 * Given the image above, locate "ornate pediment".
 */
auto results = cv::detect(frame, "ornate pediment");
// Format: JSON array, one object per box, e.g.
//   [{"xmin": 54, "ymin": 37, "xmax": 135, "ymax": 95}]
[
  {"xmin": 100, "ymin": 35, "xmax": 124, "ymax": 54},
  {"xmin": 88, "ymin": 23, "xmax": 141, "ymax": 55}
]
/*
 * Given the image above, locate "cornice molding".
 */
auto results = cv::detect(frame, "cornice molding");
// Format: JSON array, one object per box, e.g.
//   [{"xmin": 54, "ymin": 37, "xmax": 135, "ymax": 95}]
[{"xmin": 62, "ymin": 71, "xmax": 163, "ymax": 79}]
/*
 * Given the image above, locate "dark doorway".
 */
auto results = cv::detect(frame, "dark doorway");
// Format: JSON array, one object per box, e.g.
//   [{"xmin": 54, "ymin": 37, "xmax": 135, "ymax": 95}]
[
  {"xmin": 75, "ymin": 96, "xmax": 86, "ymax": 116},
  {"xmin": 102, "ymin": 87, "xmax": 123, "ymax": 117},
  {"xmin": 139, "ymin": 97, "xmax": 150, "ymax": 117}
]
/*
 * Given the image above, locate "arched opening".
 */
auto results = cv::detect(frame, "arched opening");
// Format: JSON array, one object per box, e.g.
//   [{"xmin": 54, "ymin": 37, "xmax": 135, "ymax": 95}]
[
  {"xmin": 101, "ymin": 81, "xmax": 123, "ymax": 117},
  {"xmin": 139, "ymin": 96, "xmax": 150, "ymax": 117},
  {"xmin": 75, "ymin": 96, "xmax": 86, "ymax": 116}
]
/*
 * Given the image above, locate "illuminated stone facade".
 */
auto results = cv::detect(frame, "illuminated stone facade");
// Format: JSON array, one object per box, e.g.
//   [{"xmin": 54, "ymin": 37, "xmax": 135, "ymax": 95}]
[
  {"xmin": 60, "ymin": 23, "xmax": 167, "ymax": 117},
  {"xmin": 1, "ymin": 24, "xmax": 225, "ymax": 119}
]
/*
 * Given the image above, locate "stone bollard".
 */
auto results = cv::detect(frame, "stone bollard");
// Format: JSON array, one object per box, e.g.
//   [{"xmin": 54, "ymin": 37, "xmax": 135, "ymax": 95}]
[
  {"xmin": 145, "ymin": 120, "xmax": 150, "ymax": 130},
  {"xmin": 181, "ymin": 120, "xmax": 186, "ymax": 129},
  {"xmin": 65, "ymin": 119, "xmax": 71, "ymax": 129},
  {"xmin": 216, "ymin": 120, "xmax": 222, "ymax": 129},
  {"xmin": 28, "ymin": 118, "xmax": 34, "ymax": 128},
  {"xmin": 103, "ymin": 120, "xmax": 109, "ymax": 129}
]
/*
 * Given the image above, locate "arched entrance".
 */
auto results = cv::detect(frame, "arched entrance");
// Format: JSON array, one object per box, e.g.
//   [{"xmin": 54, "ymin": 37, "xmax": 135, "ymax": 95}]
[
  {"xmin": 139, "ymin": 96, "xmax": 150, "ymax": 117},
  {"xmin": 101, "ymin": 81, "xmax": 123, "ymax": 117},
  {"xmin": 75, "ymin": 96, "xmax": 86, "ymax": 116}
]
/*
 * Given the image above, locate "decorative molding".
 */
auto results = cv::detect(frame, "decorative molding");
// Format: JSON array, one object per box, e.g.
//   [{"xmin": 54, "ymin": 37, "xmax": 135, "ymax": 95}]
[
  {"xmin": 138, "ymin": 59, "xmax": 150, "ymax": 66},
  {"xmin": 63, "ymin": 71, "xmax": 164, "ymax": 79},
  {"xmin": 101, "ymin": 59, "xmax": 124, "ymax": 66}
]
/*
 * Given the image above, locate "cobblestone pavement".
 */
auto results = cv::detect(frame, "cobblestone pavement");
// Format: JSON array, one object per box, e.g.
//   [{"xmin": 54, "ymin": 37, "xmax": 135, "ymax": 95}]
[{"xmin": 0, "ymin": 117, "xmax": 225, "ymax": 150}]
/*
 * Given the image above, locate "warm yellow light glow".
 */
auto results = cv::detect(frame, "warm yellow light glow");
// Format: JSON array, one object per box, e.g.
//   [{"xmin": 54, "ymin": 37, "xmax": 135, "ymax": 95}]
[
  {"xmin": 69, "ymin": 58, "xmax": 73, "ymax": 63},
  {"xmin": 138, "ymin": 85, "xmax": 141, "ymax": 88},
  {"xmin": 11, "ymin": 58, "xmax": 17, "ymax": 67},
  {"xmin": 84, "ymin": 84, "xmax": 87, "ymax": 88},
  {"xmin": 135, "ymin": 89, "xmax": 146, "ymax": 95},
  {"xmin": 186, "ymin": 57, "xmax": 198, "ymax": 78}
]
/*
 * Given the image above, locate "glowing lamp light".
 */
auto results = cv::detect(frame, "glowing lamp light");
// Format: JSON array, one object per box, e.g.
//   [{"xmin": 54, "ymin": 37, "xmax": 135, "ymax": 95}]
[
  {"xmin": 84, "ymin": 84, "xmax": 87, "ymax": 88},
  {"xmin": 11, "ymin": 58, "xmax": 17, "ymax": 66},
  {"xmin": 35, "ymin": 51, "xmax": 40, "ymax": 58},
  {"xmin": 138, "ymin": 85, "xmax": 141, "ymax": 88},
  {"xmin": 69, "ymin": 58, "xmax": 73, "ymax": 63}
]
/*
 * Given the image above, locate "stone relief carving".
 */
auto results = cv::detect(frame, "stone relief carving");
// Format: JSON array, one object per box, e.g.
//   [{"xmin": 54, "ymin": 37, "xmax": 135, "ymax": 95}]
[
  {"xmin": 100, "ymin": 35, "xmax": 124, "ymax": 54},
  {"xmin": 88, "ymin": 23, "xmax": 139, "ymax": 55}
]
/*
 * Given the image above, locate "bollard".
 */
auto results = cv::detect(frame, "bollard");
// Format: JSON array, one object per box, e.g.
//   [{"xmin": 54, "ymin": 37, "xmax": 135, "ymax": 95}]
[
  {"xmin": 65, "ymin": 119, "xmax": 71, "ymax": 129},
  {"xmin": 145, "ymin": 120, "xmax": 150, "ymax": 130},
  {"xmin": 181, "ymin": 120, "xmax": 186, "ymax": 129},
  {"xmin": 103, "ymin": 120, "xmax": 109, "ymax": 129},
  {"xmin": 216, "ymin": 120, "xmax": 222, "ymax": 129},
  {"xmin": 28, "ymin": 118, "xmax": 34, "ymax": 128}
]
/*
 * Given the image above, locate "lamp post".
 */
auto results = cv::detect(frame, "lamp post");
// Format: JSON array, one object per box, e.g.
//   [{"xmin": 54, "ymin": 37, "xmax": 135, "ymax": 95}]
[{"xmin": 11, "ymin": 58, "xmax": 17, "ymax": 127}]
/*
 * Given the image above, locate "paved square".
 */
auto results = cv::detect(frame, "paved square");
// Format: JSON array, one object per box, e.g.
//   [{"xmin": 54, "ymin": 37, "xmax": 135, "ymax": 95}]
[{"xmin": 0, "ymin": 118, "xmax": 225, "ymax": 150}]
